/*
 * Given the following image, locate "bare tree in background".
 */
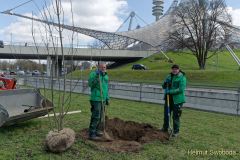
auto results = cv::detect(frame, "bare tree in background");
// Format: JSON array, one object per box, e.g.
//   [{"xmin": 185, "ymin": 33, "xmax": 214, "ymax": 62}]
[{"xmin": 168, "ymin": 0, "xmax": 231, "ymax": 69}]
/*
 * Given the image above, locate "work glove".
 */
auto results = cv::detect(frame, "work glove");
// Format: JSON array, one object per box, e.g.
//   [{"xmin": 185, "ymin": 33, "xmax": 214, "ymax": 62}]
[
  {"xmin": 165, "ymin": 89, "xmax": 170, "ymax": 95},
  {"xmin": 95, "ymin": 70, "xmax": 102, "ymax": 76},
  {"xmin": 94, "ymin": 70, "xmax": 102, "ymax": 84},
  {"xmin": 163, "ymin": 79, "xmax": 172, "ymax": 88},
  {"xmin": 106, "ymin": 100, "xmax": 109, "ymax": 106}
]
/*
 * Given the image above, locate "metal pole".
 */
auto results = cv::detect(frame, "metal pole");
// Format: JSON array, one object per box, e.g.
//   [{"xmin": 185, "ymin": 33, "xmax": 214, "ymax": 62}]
[
  {"xmin": 140, "ymin": 83, "xmax": 143, "ymax": 101},
  {"xmin": 128, "ymin": 12, "xmax": 135, "ymax": 31},
  {"xmin": 35, "ymin": 77, "xmax": 37, "ymax": 88},
  {"xmin": 10, "ymin": 33, "xmax": 13, "ymax": 45},
  {"xmin": 237, "ymin": 88, "xmax": 240, "ymax": 115}
]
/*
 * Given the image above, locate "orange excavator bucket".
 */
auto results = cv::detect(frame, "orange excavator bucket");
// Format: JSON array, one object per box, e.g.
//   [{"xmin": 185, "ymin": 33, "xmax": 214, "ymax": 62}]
[{"xmin": 0, "ymin": 76, "xmax": 17, "ymax": 90}]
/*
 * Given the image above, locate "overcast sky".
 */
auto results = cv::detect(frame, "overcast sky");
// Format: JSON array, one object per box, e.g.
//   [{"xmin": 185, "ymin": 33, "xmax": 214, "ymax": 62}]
[{"xmin": 0, "ymin": 0, "xmax": 240, "ymax": 46}]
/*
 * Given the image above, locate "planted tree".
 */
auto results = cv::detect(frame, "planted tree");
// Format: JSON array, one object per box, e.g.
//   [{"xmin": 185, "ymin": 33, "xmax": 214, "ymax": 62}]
[{"xmin": 30, "ymin": 0, "xmax": 77, "ymax": 153}]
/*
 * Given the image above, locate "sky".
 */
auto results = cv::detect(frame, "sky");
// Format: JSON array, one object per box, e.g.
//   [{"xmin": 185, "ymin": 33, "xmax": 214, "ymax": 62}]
[{"xmin": 0, "ymin": 0, "xmax": 240, "ymax": 46}]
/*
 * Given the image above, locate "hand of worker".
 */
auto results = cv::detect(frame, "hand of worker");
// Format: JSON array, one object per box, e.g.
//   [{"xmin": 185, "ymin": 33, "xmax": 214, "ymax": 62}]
[
  {"xmin": 163, "ymin": 80, "xmax": 171, "ymax": 88},
  {"xmin": 165, "ymin": 89, "xmax": 170, "ymax": 95},
  {"xmin": 95, "ymin": 70, "xmax": 102, "ymax": 75}
]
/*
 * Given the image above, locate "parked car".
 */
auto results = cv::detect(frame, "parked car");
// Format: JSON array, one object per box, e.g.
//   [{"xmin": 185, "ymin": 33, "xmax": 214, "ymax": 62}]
[
  {"xmin": 3, "ymin": 71, "xmax": 10, "ymax": 75},
  {"xmin": 32, "ymin": 70, "xmax": 41, "ymax": 76},
  {"xmin": 61, "ymin": 70, "xmax": 67, "ymax": 75},
  {"xmin": 17, "ymin": 70, "xmax": 25, "ymax": 76},
  {"xmin": 25, "ymin": 71, "xmax": 32, "ymax": 75},
  {"xmin": 0, "ymin": 40, "xmax": 4, "ymax": 48},
  {"xmin": 132, "ymin": 64, "xmax": 147, "ymax": 70},
  {"xmin": 42, "ymin": 72, "xmax": 47, "ymax": 76},
  {"xmin": 9, "ymin": 71, "xmax": 17, "ymax": 75}
]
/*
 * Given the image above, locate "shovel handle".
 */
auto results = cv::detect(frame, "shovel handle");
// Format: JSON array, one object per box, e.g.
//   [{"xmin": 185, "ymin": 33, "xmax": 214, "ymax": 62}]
[
  {"xmin": 98, "ymin": 73, "xmax": 106, "ymax": 131},
  {"xmin": 167, "ymin": 94, "xmax": 170, "ymax": 107},
  {"xmin": 166, "ymin": 87, "xmax": 172, "ymax": 134}
]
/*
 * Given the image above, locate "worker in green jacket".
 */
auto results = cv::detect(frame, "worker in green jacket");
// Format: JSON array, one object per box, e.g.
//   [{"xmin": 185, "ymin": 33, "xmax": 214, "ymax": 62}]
[
  {"xmin": 161, "ymin": 64, "xmax": 187, "ymax": 137},
  {"xmin": 88, "ymin": 63, "xmax": 109, "ymax": 140}
]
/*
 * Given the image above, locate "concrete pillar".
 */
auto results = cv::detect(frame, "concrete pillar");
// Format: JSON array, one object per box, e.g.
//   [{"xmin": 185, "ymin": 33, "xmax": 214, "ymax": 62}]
[
  {"xmin": 51, "ymin": 58, "xmax": 62, "ymax": 78},
  {"xmin": 52, "ymin": 58, "xmax": 58, "ymax": 78},
  {"xmin": 47, "ymin": 56, "xmax": 51, "ymax": 77},
  {"xmin": 58, "ymin": 59, "xmax": 63, "ymax": 77}
]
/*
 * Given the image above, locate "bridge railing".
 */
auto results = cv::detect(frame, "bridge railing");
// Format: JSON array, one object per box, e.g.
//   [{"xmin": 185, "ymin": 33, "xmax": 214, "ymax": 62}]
[
  {"xmin": 2, "ymin": 41, "xmax": 158, "ymax": 53},
  {"xmin": 3, "ymin": 41, "xmax": 95, "ymax": 49}
]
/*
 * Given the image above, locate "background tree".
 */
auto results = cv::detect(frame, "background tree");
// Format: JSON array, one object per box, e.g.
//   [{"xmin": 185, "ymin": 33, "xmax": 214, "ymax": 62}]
[
  {"xmin": 168, "ymin": 0, "xmax": 231, "ymax": 69},
  {"xmin": 15, "ymin": 60, "xmax": 45, "ymax": 71},
  {"xmin": 0, "ymin": 60, "xmax": 45, "ymax": 72}
]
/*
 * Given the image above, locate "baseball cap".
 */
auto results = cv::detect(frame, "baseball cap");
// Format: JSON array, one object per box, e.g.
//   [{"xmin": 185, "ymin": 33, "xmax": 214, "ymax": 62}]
[{"xmin": 171, "ymin": 64, "xmax": 180, "ymax": 69}]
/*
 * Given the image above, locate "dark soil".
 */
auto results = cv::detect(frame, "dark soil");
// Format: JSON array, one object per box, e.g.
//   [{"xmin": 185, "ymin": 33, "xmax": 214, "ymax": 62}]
[{"xmin": 78, "ymin": 118, "xmax": 169, "ymax": 152}]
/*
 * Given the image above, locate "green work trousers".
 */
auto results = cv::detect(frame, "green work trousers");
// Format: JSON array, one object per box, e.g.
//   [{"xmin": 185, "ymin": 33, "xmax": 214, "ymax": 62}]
[
  {"xmin": 89, "ymin": 101, "xmax": 104, "ymax": 136},
  {"xmin": 163, "ymin": 96, "xmax": 183, "ymax": 133}
]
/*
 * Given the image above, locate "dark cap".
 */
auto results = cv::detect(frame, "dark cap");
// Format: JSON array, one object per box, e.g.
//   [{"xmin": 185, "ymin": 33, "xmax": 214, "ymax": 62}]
[{"xmin": 171, "ymin": 64, "xmax": 180, "ymax": 69}]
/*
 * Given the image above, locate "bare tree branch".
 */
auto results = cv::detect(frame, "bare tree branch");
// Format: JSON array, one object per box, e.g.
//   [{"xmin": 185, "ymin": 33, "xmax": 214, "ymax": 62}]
[{"xmin": 167, "ymin": 0, "xmax": 231, "ymax": 69}]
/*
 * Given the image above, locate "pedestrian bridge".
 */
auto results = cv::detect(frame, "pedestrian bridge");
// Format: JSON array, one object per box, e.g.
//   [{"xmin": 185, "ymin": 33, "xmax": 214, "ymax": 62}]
[{"xmin": 0, "ymin": 45, "xmax": 154, "ymax": 62}]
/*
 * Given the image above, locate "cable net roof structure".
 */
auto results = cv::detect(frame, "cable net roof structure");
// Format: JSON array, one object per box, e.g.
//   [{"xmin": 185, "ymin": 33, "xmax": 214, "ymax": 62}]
[
  {"xmin": 1, "ymin": 0, "xmax": 179, "ymax": 50},
  {"xmin": 2, "ymin": 0, "xmax": 240, "ymax": 50}
]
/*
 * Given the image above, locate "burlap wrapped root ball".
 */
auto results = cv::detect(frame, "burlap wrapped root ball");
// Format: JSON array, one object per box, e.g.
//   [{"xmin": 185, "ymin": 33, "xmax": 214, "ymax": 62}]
[{"xmin": 45, "ymin": 128, "xmax": 75, "ymax": 153}]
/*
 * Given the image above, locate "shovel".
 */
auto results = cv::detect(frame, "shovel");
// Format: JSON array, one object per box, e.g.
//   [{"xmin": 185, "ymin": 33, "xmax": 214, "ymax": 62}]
[
  {"xmin": 98, "ymin": 71, "xmax": 113, "ymax": 142},
  {"xmin": 166, "ymin": 85, "xmax": 173, "ymax": 138}
]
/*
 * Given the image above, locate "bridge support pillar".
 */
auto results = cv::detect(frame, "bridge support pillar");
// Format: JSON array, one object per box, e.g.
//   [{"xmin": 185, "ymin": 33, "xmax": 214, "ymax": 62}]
[
  {"xmin": 51, "ymin": 58, "xmax": 63, "ymax": 78},
  {"xmin": 58, "ymin": 59, "xmax": 63, "ymax": 77},
  {"xmin": 46, "ymin": 56, "xmax": 51, "ymax": 77}
]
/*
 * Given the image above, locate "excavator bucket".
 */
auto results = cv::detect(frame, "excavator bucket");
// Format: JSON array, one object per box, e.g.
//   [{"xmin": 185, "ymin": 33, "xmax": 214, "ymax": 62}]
[{"xmin": 0, "ymin": 89, "xmax": 53, "ymax": 127}]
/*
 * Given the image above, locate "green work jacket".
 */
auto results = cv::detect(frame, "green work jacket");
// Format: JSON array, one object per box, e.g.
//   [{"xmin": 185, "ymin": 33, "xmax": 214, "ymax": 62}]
[
  {"xmin": 88, "ymin": 71, "xmax": 109, "ymax": 102},
  {"xmin": 162, "ymin": 72, "xmax": 187, "ymax": 104}
]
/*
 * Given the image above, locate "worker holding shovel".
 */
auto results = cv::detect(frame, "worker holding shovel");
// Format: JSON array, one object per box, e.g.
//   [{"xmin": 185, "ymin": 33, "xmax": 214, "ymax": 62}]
[
  {"xmin": 161, "ymin": 64, "xmax": 187, "ymax": 137},
  {"xmin": 88, "ymin": 63, "xmax": 110, "ymax": 141}
]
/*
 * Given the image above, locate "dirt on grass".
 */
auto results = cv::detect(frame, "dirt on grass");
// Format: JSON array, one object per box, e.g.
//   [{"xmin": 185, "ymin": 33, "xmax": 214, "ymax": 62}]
[{"xmin": 78, "ymin": 117, "xmax": 169, "ymax": 152}]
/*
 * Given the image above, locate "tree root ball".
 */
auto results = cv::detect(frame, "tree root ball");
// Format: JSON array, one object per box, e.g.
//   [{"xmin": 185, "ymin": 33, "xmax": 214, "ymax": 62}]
[{"xmin": 45, "ymin": 128, "xmax": 75, "ymax": 153}]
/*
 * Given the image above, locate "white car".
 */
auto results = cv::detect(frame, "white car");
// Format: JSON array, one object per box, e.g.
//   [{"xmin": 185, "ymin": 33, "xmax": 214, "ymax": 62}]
[{"xmin": 17, "ymin": 70, "xmax": 25, "ymax": 75}]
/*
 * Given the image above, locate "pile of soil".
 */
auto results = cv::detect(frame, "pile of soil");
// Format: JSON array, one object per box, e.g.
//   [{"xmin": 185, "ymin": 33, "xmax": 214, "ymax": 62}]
[{"xmin": 78, "ymin": 118, "xmax": 169, "ymax": 152}]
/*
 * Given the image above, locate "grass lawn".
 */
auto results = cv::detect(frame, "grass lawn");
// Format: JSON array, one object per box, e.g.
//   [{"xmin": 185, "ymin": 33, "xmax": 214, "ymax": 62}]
[
  {"xmin": 69, "ymin": 50, "xmax": 240, "ymax": 88},
  {"xmin": 0, "ymin": 91, "xmax": 239, "ymax": 160},
  {"xmin": 117, "ymin": 50, "xmax": 240, "ymax": 71}
]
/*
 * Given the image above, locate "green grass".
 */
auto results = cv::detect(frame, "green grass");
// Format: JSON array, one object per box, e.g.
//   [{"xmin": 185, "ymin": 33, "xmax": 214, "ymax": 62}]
[
  {"xmin": 69, "ymin": 50, "xmax": 240, "ymax": 88},
  {"xmin": 0, "ymin": 91, "xmax": 239, "ymax": 160},
  {"xmin": 117, "ymin": 50, "xmax": 240, "ymax": 71}
]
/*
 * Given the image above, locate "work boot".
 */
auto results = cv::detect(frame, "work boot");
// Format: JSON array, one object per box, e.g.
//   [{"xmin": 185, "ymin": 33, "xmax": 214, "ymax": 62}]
[
  {"xmin": 96, "ymin": 131, "xmax": 103, "ymax": 137},
  {"xmin": 172, "ymin": 132, "xmax": 179, "ymax": 138},
  {"xmin": 88, "ymin": 134, "xmax": 102, "ymax": 141}
]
